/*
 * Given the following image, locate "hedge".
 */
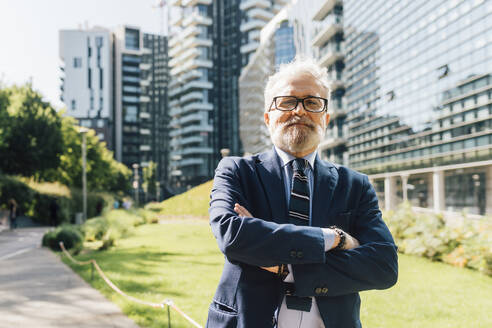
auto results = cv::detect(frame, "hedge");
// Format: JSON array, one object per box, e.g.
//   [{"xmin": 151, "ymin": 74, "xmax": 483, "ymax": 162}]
[
  {"xmin": 0, "ymin": 174, "xmax": 114, "ymax": 225},
  {"xmin": 384, "ymin": 203, "xmax": 492, "ymax": 276}
]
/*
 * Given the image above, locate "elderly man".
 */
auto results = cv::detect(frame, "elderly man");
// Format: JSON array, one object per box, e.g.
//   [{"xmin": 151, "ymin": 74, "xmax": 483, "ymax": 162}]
[{"xmin": 207, "ymin": 58, "xmax": 398, "ymax": 328}]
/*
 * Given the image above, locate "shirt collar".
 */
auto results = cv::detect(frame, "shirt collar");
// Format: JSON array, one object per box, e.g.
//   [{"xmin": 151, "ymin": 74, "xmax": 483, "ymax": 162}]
[{"xmin": 274, "ymin": 146, "xmax": 316, "ymax": 170}]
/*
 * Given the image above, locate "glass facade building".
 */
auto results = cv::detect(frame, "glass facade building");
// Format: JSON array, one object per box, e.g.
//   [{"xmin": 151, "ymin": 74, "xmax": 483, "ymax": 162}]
[
  {"xmin": 113, "ymin": 26, "xmax": 170, "ymax": 199},
  {"xmin": 311, "ymin": 0, "xmax": 492, "ymax": 214}
]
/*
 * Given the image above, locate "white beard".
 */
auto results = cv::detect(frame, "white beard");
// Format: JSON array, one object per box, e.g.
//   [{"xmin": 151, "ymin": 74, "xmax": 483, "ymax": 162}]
[{"xmin": 269, "ymin": 118, "xmax": 326, "ymax": 154}]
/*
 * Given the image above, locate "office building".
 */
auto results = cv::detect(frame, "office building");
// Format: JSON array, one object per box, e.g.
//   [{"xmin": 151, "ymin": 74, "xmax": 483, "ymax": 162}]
[
  {"xmin": 59, "ymin": 27, "xmax": 113, "ymax": 148},
  {"xmin": 113, "ymin": 26, "xmax": 170, "ymax": 199},
  {"xmin": 60, "ymin": 25, "xmax": 170, "ymax": 200},
  {"xmin": 311, "ymin": 0, "xmax": 492, "ymax": 215}
]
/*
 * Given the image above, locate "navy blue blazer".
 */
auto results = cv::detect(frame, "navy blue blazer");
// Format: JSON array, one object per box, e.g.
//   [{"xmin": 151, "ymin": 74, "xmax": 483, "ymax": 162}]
[{"xmin": 207, "ymin": 149, "xmax": 398, "ymax": 328}]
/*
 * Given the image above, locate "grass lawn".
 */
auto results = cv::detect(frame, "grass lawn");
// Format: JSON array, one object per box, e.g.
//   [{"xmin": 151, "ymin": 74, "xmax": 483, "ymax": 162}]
[{"xmin": 62, "ymin": 218, "xmax": 492, "ymax": 328}]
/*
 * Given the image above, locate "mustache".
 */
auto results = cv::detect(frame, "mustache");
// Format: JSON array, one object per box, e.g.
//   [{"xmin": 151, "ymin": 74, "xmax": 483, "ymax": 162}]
[{"xmin": 281, "ymin": 117, "xmax": 315, "ymax": 128}]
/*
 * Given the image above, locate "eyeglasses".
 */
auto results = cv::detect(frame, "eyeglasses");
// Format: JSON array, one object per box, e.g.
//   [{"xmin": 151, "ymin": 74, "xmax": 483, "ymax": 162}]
[{"xmin": 270, "ymin": 96, "xmax": 328, "ymax": 113}]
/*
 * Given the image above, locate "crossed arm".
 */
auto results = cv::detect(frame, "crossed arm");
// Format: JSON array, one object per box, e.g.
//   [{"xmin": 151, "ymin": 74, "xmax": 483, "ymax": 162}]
[{"xmin": 210, "ymin": 158, "xmax": 398, "ymax": 297}]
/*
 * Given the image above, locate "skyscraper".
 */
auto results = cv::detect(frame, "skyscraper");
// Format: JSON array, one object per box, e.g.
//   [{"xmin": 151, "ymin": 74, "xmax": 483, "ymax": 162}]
[
  {"xmin": 59, "ymin": 27, "xmax": 113, "ymax": 148},
  {"xmin": 60, "ymin": 25, "xmax": 170, "ymax": 200},
  {"xmin": 312, "ymin": 0, "xmax": 492, "ymax": 215},
  {"xmin": 168, "ymin": 0, "xmax": 287, "ymax": 192}
]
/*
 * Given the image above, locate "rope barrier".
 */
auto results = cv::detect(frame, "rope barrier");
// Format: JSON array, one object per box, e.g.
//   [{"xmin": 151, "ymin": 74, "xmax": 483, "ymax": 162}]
[{"xmin": 59, "ymin": 242, "xmax": 203, "ymax": 328}]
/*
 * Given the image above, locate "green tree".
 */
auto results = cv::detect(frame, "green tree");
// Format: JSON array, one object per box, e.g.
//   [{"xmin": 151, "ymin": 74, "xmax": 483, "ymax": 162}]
[
  {"xmin": 42, "ymin": 114, "xmax": 132, "ymax": 193},
  {"xmin": 0, "ymin": 85, "xmax": 63, "ymax": 178}
]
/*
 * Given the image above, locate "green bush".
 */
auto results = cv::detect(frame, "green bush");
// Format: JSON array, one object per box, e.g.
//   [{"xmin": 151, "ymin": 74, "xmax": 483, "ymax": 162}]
[
  {"xmin": 384, "ymin": 203, "xmax": 492, "ymax": 276},
  {"xmin": 82, "ymin": 216, "xmax": 109, "ymax": 241},
  {"xmin": 42, "ymin": 225, "xmax": 84, "ymax": 253}
]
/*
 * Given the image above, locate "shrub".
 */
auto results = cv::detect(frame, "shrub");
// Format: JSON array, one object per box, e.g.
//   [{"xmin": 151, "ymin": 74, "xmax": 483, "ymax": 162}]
[
  {"xmin": 384, "ymin": 203, "xmax": 492, "ymax": 276},
  {"xmin": 82, "ymin": 216, "xmax": 109, "ymax": 241},
  {"xmin": 42, "ymin": 225, "xmax": 84, "ymax": 254}
]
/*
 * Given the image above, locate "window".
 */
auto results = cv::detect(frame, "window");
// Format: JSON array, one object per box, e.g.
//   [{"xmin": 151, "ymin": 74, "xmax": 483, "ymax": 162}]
[
  {"xmin": 71, "ymin": 99, "xmax": 76, "ymax": 110},
  {"xmin": 124, "ymin": 105, "xmax": 138, "ymax": 122},
  {"xmin": 125, "ymin": 28, "xmax": 140, "ymax": 50},
  {"xmin": 73, "ymin": 57, "xmax": 82, "ymax": 68},
  {"xmin": 99, "ymin": 68, "xmax": 103, "ymax": 89},
  {"xmin": 88, "ymin": 68, "xmax": 92, "ymax": 89},
  {"xmin": 97, "ymin": 120, "xmax": 104, "ymax": 128},
  {"xmin": 95, "ymin": 36, "xmax": 103, "ymax": 47}
]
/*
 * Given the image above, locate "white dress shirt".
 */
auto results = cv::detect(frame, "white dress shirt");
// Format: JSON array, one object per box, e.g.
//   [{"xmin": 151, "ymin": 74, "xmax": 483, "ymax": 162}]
[{"xmin": 274, "ymin": 147, "xmax": 336, "ymax": 328}]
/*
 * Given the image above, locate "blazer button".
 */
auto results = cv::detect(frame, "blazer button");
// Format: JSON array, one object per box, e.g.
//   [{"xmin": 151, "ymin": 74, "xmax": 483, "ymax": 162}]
[
  {"xmin": 297, "ymin": 251, "xmax": 303, "ymax": 258},
  {"xmin": 290, "ymin": 250, "xmax": 297, "ymax": 258},
  {"xmin": 315, "ymin": 287, "xmax": 322, "ymax": 294},
  {"xmin": 322, "ymin": 287, "xmax": 328, "ymax": 294}
]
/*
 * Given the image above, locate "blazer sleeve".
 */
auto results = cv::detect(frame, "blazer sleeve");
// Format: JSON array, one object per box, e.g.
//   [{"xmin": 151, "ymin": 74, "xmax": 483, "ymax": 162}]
[
  {"xmin": 291, "ymin": 174, "xmax": 398, "ymax": 297},
  {"xmin": 209, "ymin": 157, "xmax": 327, "ymax": 267}
]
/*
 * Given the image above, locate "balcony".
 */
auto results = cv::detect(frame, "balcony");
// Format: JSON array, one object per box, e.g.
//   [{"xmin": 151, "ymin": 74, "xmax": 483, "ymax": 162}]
[
  {"xmin": 183, "ymin": 12, "xmax": 212, "ymax": 27},
  {"xmin": 169, "ymin": 0, "xmax": 183, "ymax": 5},
  {"xmin": 140, "ymin": 78, "xmax": 150, "ymax": 87},
  {"xmin": 329, "ymin": 98, "xmax": 348, "ymax": 118},
  {"xmin": 181, "ymin": 80, "xmax": 213, "ymax": 93},
  {"xmin": 240, "ymin": 19, "xmax": 267, "ymax": 33},
  {"xmin": 171, "ymin": 147, "xmax": 213, "ymax": 158},
  {"xmin": 317, "ymin": 42, "xmax": 344, "ymax": 67},
  {"xmin": 327, "ymin": 70, "xmax": 344, "ymax": 89},
  {"xmin": 312, "ymin": 14, "xmax": 343, "ymax": 47},
  {"xmin": 181, "ymin": 69, "xmax": 202, "ymax": 82},
  {"xmin": 247, "ymin": 8, "xmax": 274, "ymax": 21},
  {"xmin": 313, "ymin": 0, "xmax": 342, "ymax": 21},
  {"xmin": 140, "ymin": 95, "xmax": 151, "ymax": 103},
  {"xmin": 170, "ymin": 14, "xmax": 184, "ymax": 27},
  {"xmin": 169, "ymin": 48, "xmax": 199, "ymax": 68},
  {"xmin": 248, "ymin": 30, "xmax": 261, "ymax": 41},
  {"xmin": 240, "ymin": 41, "xmax": 260, "ymax": 54},
  {"xmin": 139, "ymin": 145, "xmax": 151, "ymax": 151},
  {"xmin": 240, "ymin": 0, "xmax": 270, "ymax": 11},
  {"xmin": 169, "ymin": 86, "xmax": 182, "ymax": 98},
  {"xmin": 183, "ymin": 0, "xmax": 212, "ymax": 6},
  {"xmin": 169, "ymin": 124, "xmax": 213, "ymax": 137},
  {"xmin": 169, "ymin": 99, "xmax": 180, "ymax": 108},
  {"xmin": 180, "ymin": 91, "xmax": 203, "ymax": 103},
  {"xmin": 171, "ymin": 58, "xmax": 213, "ymax": 76},
  {"xmin": 181, "ymin": 101, "xmax": 213, "ymax": 114},
  {"xmin": 182, "ymin": 37, "xmax": 212, "ymax": 50},
  {"xmin": 139, "ymin": 63, "xmax": 151, "ymax": 70},
  {"xmin": 170, "ymin": 135, "xmax": 203, "ymax": 147},
  {"xmin": 169, "ymin": 106, "xmax": 183, "ymax": 117},
  {"xmin": 140, "ymin": 112, "xmax": 151, "ymax": 119},
  {"xmin": 176, "ymin": 158, "xmax": 204, "ymax": 167}
]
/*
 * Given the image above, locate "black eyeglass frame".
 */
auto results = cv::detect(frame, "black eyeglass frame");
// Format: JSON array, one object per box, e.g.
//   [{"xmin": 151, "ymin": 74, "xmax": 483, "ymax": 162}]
[{"xmin": 269, "ymin": 95, "xmax": 328, "ymax": 113}]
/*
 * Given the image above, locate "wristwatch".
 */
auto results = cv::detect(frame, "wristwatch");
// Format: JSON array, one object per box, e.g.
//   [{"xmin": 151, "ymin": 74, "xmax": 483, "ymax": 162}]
[
  {"xmin": 330, "ymin": 226, "xmax": 346, "ymax": 250},
  {"xmin": 278, "ymin": 264, "xmax": 290, "ymax": 280}
]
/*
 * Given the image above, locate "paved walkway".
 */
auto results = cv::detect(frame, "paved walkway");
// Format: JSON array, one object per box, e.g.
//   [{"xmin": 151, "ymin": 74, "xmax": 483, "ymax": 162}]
[{"xmin": 0, "ymin": 227, "xmax": 139, "ymax": 328}]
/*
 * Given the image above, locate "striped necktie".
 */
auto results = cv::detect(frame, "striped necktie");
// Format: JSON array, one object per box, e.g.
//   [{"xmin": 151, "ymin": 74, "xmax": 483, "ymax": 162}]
[
  {"xmin": 289, "ymin": 158, "xmax": 310, "ymax": 226},
  {"xmin": 285, "ymin": 158, "xmax": 313, "ymax": 312}
]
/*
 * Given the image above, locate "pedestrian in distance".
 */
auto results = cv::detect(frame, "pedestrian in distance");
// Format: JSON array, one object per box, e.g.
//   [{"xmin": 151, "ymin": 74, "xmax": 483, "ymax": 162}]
[
  {"xmin": 207, "ymin": 57, "xmax": 398, "ymax": 328},
  {"xmin": 8, "ymin": 198, "xmax": 18, "ymax": 230}
]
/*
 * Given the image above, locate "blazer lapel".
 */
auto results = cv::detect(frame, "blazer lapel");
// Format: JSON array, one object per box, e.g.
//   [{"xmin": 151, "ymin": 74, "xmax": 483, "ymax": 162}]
[
  {"xmin": 256, "ymin": 148, "xmax": 289, "ymax": 224},
  {"xmin": 311, "ymin": 155, "xmax": 339, "ymax": 228}
]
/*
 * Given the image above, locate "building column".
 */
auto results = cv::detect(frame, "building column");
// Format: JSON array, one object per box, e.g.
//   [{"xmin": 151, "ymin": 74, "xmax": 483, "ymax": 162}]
[
  {"xmin": 486, "ymin": 165, "xmax": 492, "ymax": 215},
  {"xmin": 401, "ymin": 174, "xmax": 409, "ymax": 203},
  {"xmin": 433, "ymin": 169, "xmax": 445, "ymax": 213},
  {"xmin": 384, "ymin": 176, "xmax": 397, "ymax": 210}
]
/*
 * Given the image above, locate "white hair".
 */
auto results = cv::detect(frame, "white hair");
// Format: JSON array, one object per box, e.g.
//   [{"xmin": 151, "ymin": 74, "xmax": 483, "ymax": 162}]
[{"xmin": 264, "ymin": 56, "xmax": 331, "ymax": 113}]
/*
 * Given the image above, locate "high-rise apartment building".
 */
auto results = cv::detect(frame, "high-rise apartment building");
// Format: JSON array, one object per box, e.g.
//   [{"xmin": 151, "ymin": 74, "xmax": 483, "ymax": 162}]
[
  {"xmin": 239, "ymin": 0, "xmax": 323, "ymax": 154},
  {"xmin": 60, "ymin": 25, "xmax": 170, "ymax": 200},
  {"xmin": 59, "ymin": 27, "xmax": 113, "ymax": 148},
  {"xmin": 311, "ymin": 0, "xmax": 492, "ymax": 215},
  {"xmin": 168, "ymin": 0, "xmax": 286, "ymax": 191},
  {"xmin": 113, "ymin": 26, "xmax": 170, "ymax": 199}
]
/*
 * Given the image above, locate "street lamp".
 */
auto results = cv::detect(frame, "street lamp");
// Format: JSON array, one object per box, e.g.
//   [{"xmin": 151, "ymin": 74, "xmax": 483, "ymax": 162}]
[
  {"xmin": 132, "ymin": 163, "xmax": 139, "ymax": 207},
  {"xmin": 78, "ymin": 127, "xmax": 89, "ymax": 222}
]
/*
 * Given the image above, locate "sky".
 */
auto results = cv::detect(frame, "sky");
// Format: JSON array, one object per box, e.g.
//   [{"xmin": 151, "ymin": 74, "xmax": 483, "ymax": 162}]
[{"xmin": 0, "ymin": 0, "xmax": 169, "ymax": 109}]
